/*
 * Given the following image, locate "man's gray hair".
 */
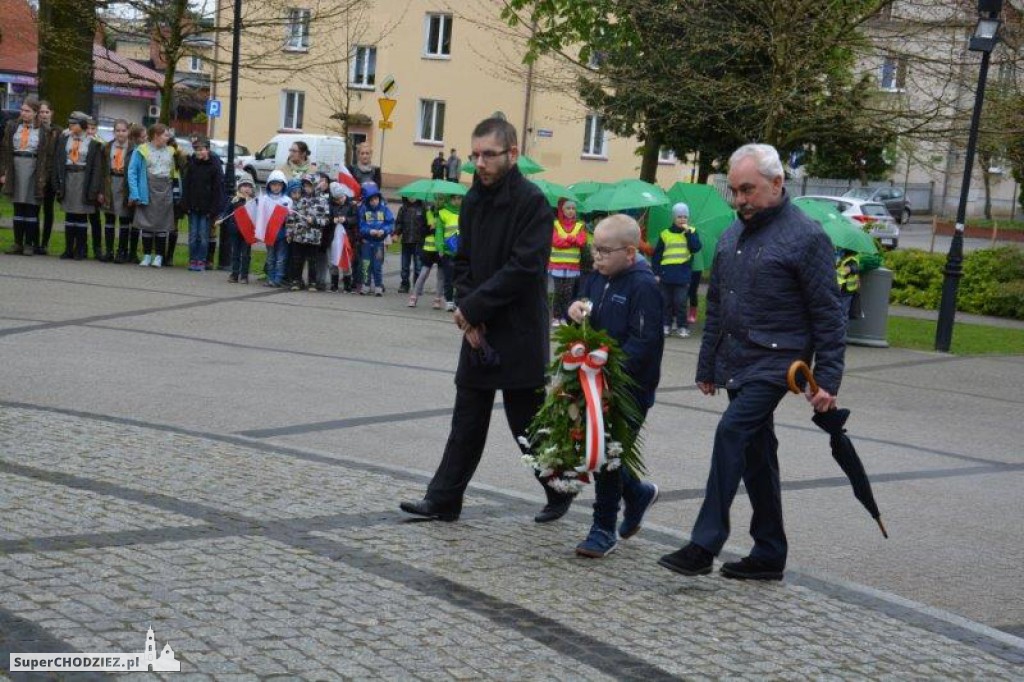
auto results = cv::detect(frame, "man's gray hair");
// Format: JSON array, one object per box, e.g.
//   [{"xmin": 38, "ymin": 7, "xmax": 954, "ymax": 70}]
[{"xmin": 729, "ymin": 143, "xmax": 784, "ymax": 181}]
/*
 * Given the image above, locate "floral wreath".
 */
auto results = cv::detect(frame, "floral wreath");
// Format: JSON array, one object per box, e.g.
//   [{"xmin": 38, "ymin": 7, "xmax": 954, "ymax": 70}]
[{"xmin": 519, "ymin": 303, "xmax": 646, "ymax": 494}]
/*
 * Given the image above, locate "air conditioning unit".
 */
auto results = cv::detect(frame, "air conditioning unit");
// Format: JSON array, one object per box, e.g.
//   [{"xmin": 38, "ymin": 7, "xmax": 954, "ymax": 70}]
[{"xmin": 147, "ymin": 105, "xmax": 161, "ymax": 118}]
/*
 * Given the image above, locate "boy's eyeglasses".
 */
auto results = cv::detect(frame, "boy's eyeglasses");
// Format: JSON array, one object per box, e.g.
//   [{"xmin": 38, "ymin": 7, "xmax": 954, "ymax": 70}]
[
  {"xmin": 590, "ymin": 245, "xmax": 630, "ymax": 258},
  {"xmin": 468, "ymin": 149, "xmax": 509, "ymax": 163}
]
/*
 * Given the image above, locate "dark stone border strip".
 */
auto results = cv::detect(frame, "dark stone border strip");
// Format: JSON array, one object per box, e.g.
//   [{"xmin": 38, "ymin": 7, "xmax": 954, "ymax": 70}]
[
  {"xmin": 238, "ymin": 405, "xmax": 493, "ymax": 438},
  {"xmin": 0, "ymin": 606, "xmax": 111, "ymax": 682},
  {"xmin": 2, "ymin": 401, "xmax": 1023, "ymax": 665},
  {"xmin": 654, "ymin": 397, "xmax": 1014, "ymax": 467},
  {"xmin": 0, "ymin": 289, "xmax": 283, "ymax": 339},
  {"xmin": 86, "ymin": 325, "xmax": 457, "ymax": 377},
  {"xmin": 657, "ymin": 463, "xmax": 1024, "ymax": 503}
]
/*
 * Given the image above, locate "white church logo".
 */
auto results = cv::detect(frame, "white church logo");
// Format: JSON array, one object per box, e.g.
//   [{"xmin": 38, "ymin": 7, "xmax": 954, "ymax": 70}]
[{"xmin": 143, "ymin": 627, "xmax": 181, "ymax": 672}]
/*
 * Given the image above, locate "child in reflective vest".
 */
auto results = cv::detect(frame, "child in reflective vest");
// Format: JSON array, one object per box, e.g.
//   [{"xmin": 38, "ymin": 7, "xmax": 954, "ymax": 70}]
[
  {"xmin": 652, "ymin": 202, "xmax": 702, "ymax": 338},
  {"xmin": 835, "ymin": 248, "xmax": 861, "ymax": 326},
  {"xmin": 548, "ymin": 198, "xmax": 587, "ymax": 326}
]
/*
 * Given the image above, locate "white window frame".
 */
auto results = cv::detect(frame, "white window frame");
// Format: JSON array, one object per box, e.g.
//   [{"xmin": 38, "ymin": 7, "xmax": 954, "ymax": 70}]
[
  {"xmin": 582, "ymin": 114, "xmax": 607, "ymax": 158},
  {"xmin": 658, "ymin": 147, "xmax": 677, "ymax": 164},
  {"xmin": 879, "ymin": 55, "xmax": 906, "ymax": 92},
  {"xmin": 418, "ymin": 99, "xmax": 446, "ymax": 144},
  {"xmin": 424, "ymin": 13, "xmax": 452, "ymax": 59},
  {"xmin": 189, "ymin": 55, "xmax": 203, "ymax": 73},
  {"xmin": 285, "ymin": 8, "xmax": 311, "ymax": 51},
  {"xmin": 281, "ymin": 90, "xmax": 305, "ymax": 130},
  {"xmin": 350, "ymin": 45, "xmax": 377, "ymax": 90}
]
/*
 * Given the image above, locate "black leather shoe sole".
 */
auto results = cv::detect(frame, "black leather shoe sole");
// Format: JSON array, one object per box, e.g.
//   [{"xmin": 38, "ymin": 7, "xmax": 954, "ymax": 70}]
[
  {"xmin": 534, "ymin": 499, "xmax": 573, "ymax": 523},
  {"xmin": 720, "ymin": 564, "xmax": 783, "ymax": 581},
  {"xmin": 399, "ymin": 501, "xmax": 459, "ymax": 522},
  {"xmin": 657, "ymin": 555, "xmax": 713, "ymax": 576}
]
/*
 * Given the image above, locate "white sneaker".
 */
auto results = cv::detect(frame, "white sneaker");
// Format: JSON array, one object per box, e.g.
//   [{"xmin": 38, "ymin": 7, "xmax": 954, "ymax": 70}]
[
  {"xmin": 445, "ymin": 301, "xmax": 456, "ymax": 312},
  {"xmin": 663, "ymin": 326, "xmax": 671, "ymax": 336},
  {"xmin": 677, "ymin": 327, "xmax": 690, "ymax": 338},
  {"xmin": 152, "ymin": 255, "xmax": 163, "ymax": 268},
  {"xmin": 139, "ymin": 254, "xmax": 152, "ymax": 267}
]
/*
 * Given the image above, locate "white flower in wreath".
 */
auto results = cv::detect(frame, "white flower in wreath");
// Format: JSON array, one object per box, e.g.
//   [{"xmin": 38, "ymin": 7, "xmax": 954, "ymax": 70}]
[
  {"xmin": 517, "ymin": 436, "xmax": 531, "ymax": 449},
  {"xmin": 607, "ymin": 441, "xmax": 624, "ymax": 458},
  {"xmin": 605, "ymin": 457, "xmax": 621, "ymax": 471}
]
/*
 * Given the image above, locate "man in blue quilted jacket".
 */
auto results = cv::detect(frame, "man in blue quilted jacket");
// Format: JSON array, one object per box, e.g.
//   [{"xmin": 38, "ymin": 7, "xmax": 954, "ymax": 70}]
[{"xmin": 659, "ymin": 143, "xmax": 846, "ymax": 581}]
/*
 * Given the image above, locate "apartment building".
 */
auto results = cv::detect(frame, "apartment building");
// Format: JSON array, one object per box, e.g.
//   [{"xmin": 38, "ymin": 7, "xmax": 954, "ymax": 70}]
[{"xmin": 209, "ymin": 0, "xmax": 694, "ymax": 188}]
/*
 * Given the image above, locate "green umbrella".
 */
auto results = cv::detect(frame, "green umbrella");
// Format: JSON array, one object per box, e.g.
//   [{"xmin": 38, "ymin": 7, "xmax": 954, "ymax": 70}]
[
  {"xmin": 397, "ymin": 179, "xmax": 468, "ymax": 201},
  {"xmin": 793, "ymin": 197, "xmax": 879, "ymax": 255},
  {"xmin": 568, "ymin": 180, "xmax": 612, "ymax": 201},
  {"xmin": 583, "ymin": 178, "xmax": 670, "ymax": 213},
  {"xmin": 530, "ymin": 178, "xmax": 579, "ymax": 208},
  {"xmin": 648, "ymin": 182, "xmax": 737, "ymax": 270},
  {"xmin": 460, "ymin": 154, "xmax": 546, "ymax": 175}
]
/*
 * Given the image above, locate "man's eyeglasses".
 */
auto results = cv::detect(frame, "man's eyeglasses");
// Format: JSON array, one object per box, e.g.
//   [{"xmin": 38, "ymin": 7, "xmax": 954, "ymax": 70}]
[
  {"xmin": 469, "ymin": 149, "xmax": 509, "ymax": 163},
  {"xmin": 288, "ymin": 148, "xmax": 300, "ymax": 153},
  {"xmin": 590, "ymin": 245, "xmax": 630, "ymax": 258}
]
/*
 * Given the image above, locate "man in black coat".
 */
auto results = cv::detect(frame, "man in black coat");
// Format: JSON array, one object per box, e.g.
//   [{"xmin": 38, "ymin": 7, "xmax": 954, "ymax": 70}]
[
  {"xmin": 659, "ymin": 143, "xmax": 845, "ymax": 582},
  {"xmin": 401, "ymin": 117, "xmax": 575, "ymax": 523}
]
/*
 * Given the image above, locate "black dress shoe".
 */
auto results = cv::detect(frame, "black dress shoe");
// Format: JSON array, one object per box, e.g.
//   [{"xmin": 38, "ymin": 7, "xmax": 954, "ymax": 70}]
[
  {"xmin": 719, "ymin": 556, "xmax": 784, "ymax": 581},
  {"xmin": 534, "ymin": 496, "xmax": 574, "ymax": 523},
  {"xmin": 658, "ymin": 543, "xmax": 714, "ymax": 576},
  {"xmin": 399, "ymin": 499, "xmax": 460, "ymax": 522}
]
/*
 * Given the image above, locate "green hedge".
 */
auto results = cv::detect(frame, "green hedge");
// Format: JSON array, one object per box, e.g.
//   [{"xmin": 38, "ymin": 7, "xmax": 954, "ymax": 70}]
[{"xmin": 885, "ymin": 247, "xmax": 1024, "ymax": 319}]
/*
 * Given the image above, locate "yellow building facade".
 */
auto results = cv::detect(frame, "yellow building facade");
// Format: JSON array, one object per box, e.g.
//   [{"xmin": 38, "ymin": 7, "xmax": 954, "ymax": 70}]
[{"xmin": 209, "ymin": 0, "xmax": 694, "ymax": 188}]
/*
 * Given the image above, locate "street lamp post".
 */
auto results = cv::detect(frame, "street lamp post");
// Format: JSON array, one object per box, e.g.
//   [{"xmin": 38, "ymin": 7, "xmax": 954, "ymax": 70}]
[
  {"xmin": 223, "ymin": 0, "xmax": 242, "ymax": 195},
  {"xmin": 935, "ymin": 0, "xmax": 1003, "ymax": 352}
]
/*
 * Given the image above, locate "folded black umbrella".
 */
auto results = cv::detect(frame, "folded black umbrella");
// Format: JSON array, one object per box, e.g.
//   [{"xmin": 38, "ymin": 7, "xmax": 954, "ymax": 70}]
[{"xmin": 788, "ymin": 361, "xmax": 888, "ymax": 538}]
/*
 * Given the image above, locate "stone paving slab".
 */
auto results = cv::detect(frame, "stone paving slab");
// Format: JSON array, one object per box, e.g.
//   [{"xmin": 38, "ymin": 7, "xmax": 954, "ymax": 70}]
[{"xmin": 1, "ymin": 406, "xmax": 1022, "ymax": 679}]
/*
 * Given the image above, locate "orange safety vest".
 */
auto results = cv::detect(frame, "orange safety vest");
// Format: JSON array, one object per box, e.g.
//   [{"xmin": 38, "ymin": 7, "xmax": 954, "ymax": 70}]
[{"xmin": 549, "ymin": 220, "xmax": 585, "ymax": 271}]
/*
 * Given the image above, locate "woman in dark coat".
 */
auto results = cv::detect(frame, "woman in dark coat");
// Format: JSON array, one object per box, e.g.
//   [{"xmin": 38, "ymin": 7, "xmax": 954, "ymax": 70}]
[{"xmin": 0, "ymin": 96, "xmax": 54, "ymax": 255}]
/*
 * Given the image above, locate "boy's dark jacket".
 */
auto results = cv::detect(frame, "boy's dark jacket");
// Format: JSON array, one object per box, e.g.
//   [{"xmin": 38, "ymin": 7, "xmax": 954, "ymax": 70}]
[{"xmin": 577, "ymin": 260, "xmax": 664, "ymax": 408}]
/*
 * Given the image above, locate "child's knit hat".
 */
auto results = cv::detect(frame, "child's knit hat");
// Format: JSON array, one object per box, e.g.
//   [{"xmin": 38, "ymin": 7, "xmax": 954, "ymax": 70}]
[
  {"xmin": 329, "ymin": 182, "xmax": 353, "ymax": 200},
  {"xmin": 672, "ymin": 202, "xmax": 690, "ymax": 218}
]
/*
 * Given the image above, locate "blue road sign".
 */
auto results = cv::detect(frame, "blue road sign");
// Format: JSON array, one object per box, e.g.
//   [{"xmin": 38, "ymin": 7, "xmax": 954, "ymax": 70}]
[{"xmin": 206, "ymin": 100, "xmax": 222, "ymax": 118}]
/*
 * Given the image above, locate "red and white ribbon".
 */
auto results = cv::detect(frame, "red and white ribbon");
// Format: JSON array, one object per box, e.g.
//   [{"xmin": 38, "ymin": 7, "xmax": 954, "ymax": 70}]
[{"xmin": 579, "ymin": 347, "xmax": 609, "ymax": 471}]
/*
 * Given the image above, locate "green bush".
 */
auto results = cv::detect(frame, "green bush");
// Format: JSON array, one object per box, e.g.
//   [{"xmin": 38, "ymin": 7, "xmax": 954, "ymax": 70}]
[{"xmin": 886, "ymin": 247, "xmax": 1024, "ymax": 320}]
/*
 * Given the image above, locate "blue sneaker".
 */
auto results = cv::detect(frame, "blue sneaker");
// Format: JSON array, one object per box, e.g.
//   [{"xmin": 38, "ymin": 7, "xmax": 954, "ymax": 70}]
[
  {"xmin": 575, "ymin": 526, "xmax": 618, "ymax": 558},
  {"xmin": 619, "ymin": 481, "xmax": 659, "ymax": 539}
]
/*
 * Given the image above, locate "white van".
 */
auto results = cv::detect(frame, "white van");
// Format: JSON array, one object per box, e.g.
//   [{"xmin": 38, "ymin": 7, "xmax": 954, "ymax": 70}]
[{"xmin": 237, "ymin": 133, "xmax": 347, "ymax": 183}]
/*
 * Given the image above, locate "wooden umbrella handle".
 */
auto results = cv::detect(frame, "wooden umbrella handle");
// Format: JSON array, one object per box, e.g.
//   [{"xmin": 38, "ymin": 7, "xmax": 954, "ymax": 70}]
[{"xmin": 787, "ymin": 360, "xmax": 819, "ymax": 395}]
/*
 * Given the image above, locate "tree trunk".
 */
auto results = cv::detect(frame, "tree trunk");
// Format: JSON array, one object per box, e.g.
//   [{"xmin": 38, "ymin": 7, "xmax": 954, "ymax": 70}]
[
  {"xmin": 37, "ymin": 0, "xmax": 96, "ymax": 121},
  {"xmin": 978, "ymin": 150, "xmax": 993, "ymax": 220},
  {"xmin": 159, "ymin": 0, "xmax": 189, "ymax": 125},
  {"xmin": 639, "ymin": 131, "xmax": 661, "ymax": 183},
  {"xmin": 696, "ymin": 151, "xmax": 714, "ymax": 184}
]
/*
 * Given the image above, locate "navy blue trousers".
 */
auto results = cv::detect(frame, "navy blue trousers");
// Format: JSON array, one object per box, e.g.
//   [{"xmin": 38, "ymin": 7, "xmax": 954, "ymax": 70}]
[{"xmin": 691, "ymin": 380, "xmax": 789, "ymax": 565}]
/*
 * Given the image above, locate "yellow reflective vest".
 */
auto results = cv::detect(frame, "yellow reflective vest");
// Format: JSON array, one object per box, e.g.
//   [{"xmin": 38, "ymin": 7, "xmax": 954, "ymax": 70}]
[
  {"xmin": 837, "ymin": 254, "xmax": 860, "ymax": 293},
  {"xmin": 549, "ymin": 220, "xmax": 585, "ymax": 270},
  {"xmin": 659, "ymin": 229, "xmax": 692, "ymax": 265},
  {"xmin": 424, "ymin": 206, "xmax": 459, "ymax": 255}
]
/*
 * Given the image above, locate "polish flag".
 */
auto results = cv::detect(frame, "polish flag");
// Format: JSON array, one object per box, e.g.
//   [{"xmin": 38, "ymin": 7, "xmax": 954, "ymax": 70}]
[
  {"xmin": 232, "ymin": 200, "xmax": 259, "ymax": 245},
  {"xmin": 329, "ymin": 227, "xmax": 353, "ymax": 272},
  {"xmin": 256, "ymin": 198, "xmax": 290, "ymax": 245},
  {"xmin": 337, "ymin": 166, "xmax": 361, "ymax": 200}
]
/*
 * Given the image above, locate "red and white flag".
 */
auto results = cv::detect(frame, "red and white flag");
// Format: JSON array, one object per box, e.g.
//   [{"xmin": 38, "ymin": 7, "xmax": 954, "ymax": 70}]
[
  {"xmin": 337, "ymin": 166, "xmax": 361, "ymax": 200},
  {"xmin": 329, "ymin": 227, "xmax": 353, "ymax": 273},
  {"xmin": 256, "ymin": 198, "xmax": 290, "ymax": 245},
  {"xmin": 232, "ymin": 200, "xmax": 259, "ymax": 245}
]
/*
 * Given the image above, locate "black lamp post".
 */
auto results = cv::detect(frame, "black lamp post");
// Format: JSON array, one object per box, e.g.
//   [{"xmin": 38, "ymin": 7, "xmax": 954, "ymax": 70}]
[
  {"xmin": 935, "ymin": 0, "xmax": 1003, "ymax": 351},
  {"xmin": 223, "ymin": 0, "xmax": 242, "ymax": 194}
]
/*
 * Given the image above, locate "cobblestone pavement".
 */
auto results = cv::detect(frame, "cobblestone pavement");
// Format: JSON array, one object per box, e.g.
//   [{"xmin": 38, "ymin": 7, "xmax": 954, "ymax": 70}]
[{"xmin": 1, "ymin": 406, "xmax": 1022, "ymax": 680}]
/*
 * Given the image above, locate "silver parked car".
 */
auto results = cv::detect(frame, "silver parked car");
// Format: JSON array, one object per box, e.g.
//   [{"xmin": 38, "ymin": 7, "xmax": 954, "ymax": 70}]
[
  {"xmin": 799, "ymin": 195, "xmax": 901, "ymax": 249},
  {"xmin": 843, "ymin": 186, "xmax": 912, "ymax": 224}
]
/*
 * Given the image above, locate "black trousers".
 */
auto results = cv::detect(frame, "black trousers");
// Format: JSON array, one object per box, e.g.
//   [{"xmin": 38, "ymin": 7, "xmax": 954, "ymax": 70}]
[
  {"xmin": 426, "ymin": 385, "xmax": 564, "ymax": 510},
  {"xmin": 41, "ymin": 186, "xmax": 55, "ymax": 248},
  {"xmin": 288, "ymin": 242, "xmax": 318, "ymax": 285},
  {"xmin": 89, "ymin": 210, "xmax": 103, "ymax": 258}
]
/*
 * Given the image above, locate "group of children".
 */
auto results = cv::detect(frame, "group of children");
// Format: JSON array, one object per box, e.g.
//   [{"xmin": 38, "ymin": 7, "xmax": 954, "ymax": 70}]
[{"xmin": 548, "ymin": 200, "xmax": 703, "ymax": 339}]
